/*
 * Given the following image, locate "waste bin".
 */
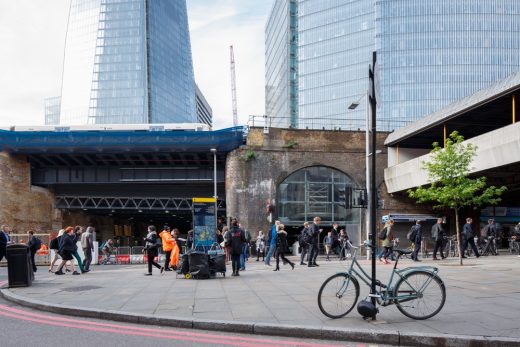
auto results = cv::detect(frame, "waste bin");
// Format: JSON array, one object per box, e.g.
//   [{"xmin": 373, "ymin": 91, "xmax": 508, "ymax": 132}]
[{"xmin": 6, "ymin": 244, "xmax": 33, "ymax": 288}]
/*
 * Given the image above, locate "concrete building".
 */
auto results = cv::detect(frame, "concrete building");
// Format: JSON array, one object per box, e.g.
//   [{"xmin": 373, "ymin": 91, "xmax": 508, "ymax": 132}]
[{"xmin": 265, "ymin": 0, "xmax": 520, "ymax": 132}]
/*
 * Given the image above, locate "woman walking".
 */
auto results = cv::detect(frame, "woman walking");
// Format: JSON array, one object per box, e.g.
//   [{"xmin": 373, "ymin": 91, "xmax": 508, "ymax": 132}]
[
  {"xmin": 55, "ymin": 227, "xmax": 80, "ymax": 275},
  {"xmin": 380, "ymin": 219, "xmax": 394, "ymax": 264},
  {"xmin": 255, "ymin": 230, "xmax": 265, "ymax": 261},
  {"xmin": 49, "ymin": 229, "xmax": 64, "ymax": 273},
  {"xmin": 144, "ymin": 225, "xmax": 164, "ymax": 276},
  {"xmin": 274, "ymin": 224, "xmax": 295, "ymax": 271}
]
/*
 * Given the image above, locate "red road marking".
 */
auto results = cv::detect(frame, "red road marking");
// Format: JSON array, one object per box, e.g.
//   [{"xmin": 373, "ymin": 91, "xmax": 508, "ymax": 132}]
[{"xmin": 0, "ymin": 304, "xmax": 356, "ymax": 347}]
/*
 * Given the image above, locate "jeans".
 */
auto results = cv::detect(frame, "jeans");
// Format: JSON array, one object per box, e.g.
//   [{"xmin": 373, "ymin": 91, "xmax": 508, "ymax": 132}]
[
  {"xmin": 412, "ymin": 242, "xmax": 421, "ymax": 260},
  {"xmin": 308, "ymin": 242, "xmax": 319, "ymax": 265},
  {"xmin": 83, "ymin": 247, "xmax": 92, "ymax": 271},
  {"xmin": 433, "ymin": 239, "xmax": 445, "ymax": 259},
  {"xmin": 30, "ymin": 250, "xmax": 37, "ymax": 272},
  {"xmin": 462, "ymin": 236, "xmax": 480, "ymax": 257},
  {"xmin": 164, "ymin": 250, "xmax": 172, "ymax": 269},
  {"xmin": 146, "ymin": 248, "xmax": 161, "ymax": 274},
  {"xmin": 265, "ymin": 243, "xmax": 276, "ymax": 265},
  {"xmin": 231, "ymin": 254, "xmax": 241, "ymax": 274},
  {"xmin": 72, "ymin": 250, "xmax": 84, "ymax": 272},
  {"xmin": 240, "ymin": 243, "xmax": 248, "ymax": 269},
  {"xmin": 300, "ymin": 244, "xmax": 308, "ymax": 263}
]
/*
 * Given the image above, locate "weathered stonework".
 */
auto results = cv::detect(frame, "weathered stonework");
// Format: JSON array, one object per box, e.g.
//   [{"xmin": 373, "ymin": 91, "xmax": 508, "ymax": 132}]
[{"xmin": 0, "ymin": 151, "xmax": 61, "ymax": 232}]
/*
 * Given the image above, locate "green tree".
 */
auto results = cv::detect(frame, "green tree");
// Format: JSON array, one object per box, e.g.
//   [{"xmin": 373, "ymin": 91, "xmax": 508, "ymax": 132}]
[{"xmin": 407, "ymin": 131, "xmax": 506, "ymax": 265}]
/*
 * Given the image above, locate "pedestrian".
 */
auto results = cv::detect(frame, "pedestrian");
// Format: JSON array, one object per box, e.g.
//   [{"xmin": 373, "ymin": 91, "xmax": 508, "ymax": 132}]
[
  {"xmin": 380, "ymin": 219, "xmax": 394, "ymax": 264},
  {"xmin": 331, "ymin": 223, "xmax": 341, "ymax": 256},
  {"xmin": 338, "ymin": 229, "xmax": 350, "ymax": 260},
  {"xmin": 410, "ymin": 220, "xmax": 422, "ymax": 262},
  {"xmin": 0, "ymin": 225, "xmax": 12, "ymax": 262},
  {"xmin": 72, "ymin": 226, "xmax": 87, "ymax": 273},
  {"xmin": 55, "ymin": 226, "xmax": 80, "ymax": 275},
  {"xmin": 255, "ymin": 230, "xmax": 265, "ymax": 261},
  {"xmin": 273, "ymin": 224, "xmax": 295, "ymax": 271},
  {"xmin": 26, "ymin": 230, "xmax": 41, "ymax": 272},
  {"xmin": 102, "ymin": 239, "xmax": 114, "ymax": 264},
  {"xmin": 216, "ymin": 228, "xmax": 224, "ymax": 245},
  {"xmin": 229, "ymin": 219, "xmax": 245, "ymax": 276},
  {"xmin": 265, "ymin": 220, "xmax": 280, "ymax": 267},
  {"xmin": 186, "ymin": 230, "xmax": 194, "ymax": 250},
  {"xmin": 222, "ymin": 226, "xmax": 231, "ymax": 264},
  {"xmin": 431, "ymin": 218, "xmax": 446, "ymax": 260},
  {"xmin": 299, "ymin": 222, "xmax": 310, "ymax": 265},
  {"xmin": 81, "ymin": 226, "xmax": 94, "ymax": 272},
  {"xmin": 308, "ymin": 216, "xmax": 323, "ymax": 267},
  {"xmin": 461, "ymin": 217, "xmax": 480, "ymax": 258},
  {"xmin": 49, "ymin": 229, "xmax": 64, "ymax": 273},
  {"xmin": 481, "ymin": 218, "xmax": 498, "ymax": 256},
  {"xmin": 240, "ymin": 226, "xmax": 250, "ymax": 271},
  {"xmin": 159, "ymin": 225, "xmax": 174, "ymax": 271},
  {"xmin": 144, "ymin": 225, "xmax": 164, "ymax": 276},
  {"xmin": 324, "ymin": 231, "xmax": 333, "ymax": 261},
  {"xmin": 169, "ymin": 228, "xmax": 181, "ymax": 270}
]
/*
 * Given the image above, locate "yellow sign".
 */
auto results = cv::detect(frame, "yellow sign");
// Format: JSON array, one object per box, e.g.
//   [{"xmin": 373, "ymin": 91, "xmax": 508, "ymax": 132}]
[{"xmin": 192, "ymin": 197, "xmax": 216, "ymax": 203}]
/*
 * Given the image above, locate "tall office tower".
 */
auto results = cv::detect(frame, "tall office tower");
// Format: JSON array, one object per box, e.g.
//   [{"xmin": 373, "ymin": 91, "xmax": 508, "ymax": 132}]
[
  {"xmin": 265, "ymin": 0, "xmax": 299, "ymax": 129},
  {"xmin": 58, "ymin": 0, "xmax": 197, "ymax": 125},
  {"xmin": 195, "ymin": 84, "xmax": 213, "ymax": 127},
  {"xmin": 266, "ymin": 0, "xmax": 520, "ymax": 131},
  {"xmin": 376, "ymin": 0, "xmax": 520, "ymax": 131}
]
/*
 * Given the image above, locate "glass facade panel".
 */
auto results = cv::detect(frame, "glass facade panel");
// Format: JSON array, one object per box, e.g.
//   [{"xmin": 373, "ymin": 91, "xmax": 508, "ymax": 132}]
[
  {"xmin": 297, "ymin": 0, "xmax": 374, "ymax": 130},
  {"xmin": 277, "ymin": 166, "xmax": 360, "ymax": 226},
  {"xmin": 376, "ymin": 0, "xmax": 520, "ymax": 131},
  {"xmin": 57, "ymin": 0, "xmax": 197, "ymax": 125},
  {"xmin": 265, "ymin": 0, "xmax": 298, "ymax": 128},
  {"xmin": 266, "ymin": 0, "xmax": 520, "ymax": 132}
]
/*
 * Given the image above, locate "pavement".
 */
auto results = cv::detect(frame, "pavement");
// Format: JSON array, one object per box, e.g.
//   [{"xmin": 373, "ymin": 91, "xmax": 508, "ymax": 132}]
[{"xmin": 1, "ymin": 253, "xmax": 520, "ymax": 347}]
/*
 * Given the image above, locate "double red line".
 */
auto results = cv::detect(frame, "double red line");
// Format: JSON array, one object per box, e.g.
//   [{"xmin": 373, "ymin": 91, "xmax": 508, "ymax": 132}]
[{"xmin": 0, "ymin": 302, "xmax": 358, "ymax": 347}]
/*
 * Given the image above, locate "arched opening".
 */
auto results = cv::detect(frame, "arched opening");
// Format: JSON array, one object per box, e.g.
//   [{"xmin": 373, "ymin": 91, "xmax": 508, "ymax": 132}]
[{"xmin": 277, "ymin": 166, "xmax": 361, "ymax": 230}]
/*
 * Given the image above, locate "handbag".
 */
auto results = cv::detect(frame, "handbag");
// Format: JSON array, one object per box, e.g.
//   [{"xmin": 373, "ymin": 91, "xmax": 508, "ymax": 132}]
[{"xmin": 208, "ymin": 242, "xmax": 225, "ymax": 256}]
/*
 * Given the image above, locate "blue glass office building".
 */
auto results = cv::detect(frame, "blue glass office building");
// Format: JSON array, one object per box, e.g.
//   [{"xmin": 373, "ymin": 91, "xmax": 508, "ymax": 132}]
[
  {"xmin": 266, "ymin": 0, "xmax": 520, "ymax": 131},
  {"xmin": 58, "ymin": 0, "xmax": 196, "ymax": 125}
]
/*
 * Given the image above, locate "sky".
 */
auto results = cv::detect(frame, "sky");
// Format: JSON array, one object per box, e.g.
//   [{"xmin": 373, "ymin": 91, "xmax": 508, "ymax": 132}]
[{"xmin": 0, "ymin": 0, "xmax": 273, "ymax": 129}]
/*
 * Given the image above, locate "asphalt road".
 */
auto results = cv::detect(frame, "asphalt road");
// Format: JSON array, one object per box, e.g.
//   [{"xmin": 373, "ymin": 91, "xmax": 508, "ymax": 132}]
[{"xmin": 0, "ymin": 295, "xmax": 392, "ymax": 347}]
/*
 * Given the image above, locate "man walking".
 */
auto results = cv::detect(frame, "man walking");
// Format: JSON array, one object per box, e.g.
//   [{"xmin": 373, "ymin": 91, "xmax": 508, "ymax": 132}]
[
  {"xmin": 159, "ymin": 225, "xmax": 174, "ymax": 271},
  {"xmin": 308, "ymin": 216, "xmax": 323, "ymax": 267},
  {"xmin": 81, "ymin": 226, "xmax": 94, "ymax": 272},
  {"xmin": 461, "ymin": 217, "xmax": 480, "ymax": 258},
  {"xmin": 229, "ymin": 219, "xmax": 246, "ymax": 276},
  {"xmin": 27, "ymin": 230, "xmax": 40, "ymax": 272},
  {"xmin": 481, "ymin": 218, "xmax": 498, "ymax": 256},
  {"xmin": 431, "ymin": 218, "xmax": 446, "ymax": 260},
  {"xmin": 299, "ymin": 222, "xmax": 309, "ymax": 265},
  {"xmin": 0, "ymin": 225, "xmax": 12, "ymax": 262},
  {"xmin": 265, "ymin": 220, "xmax": 279, "ymax": 267},
  {"xmin": 411, "ymin": 220, "xmax": 422, "ymax": 262}
]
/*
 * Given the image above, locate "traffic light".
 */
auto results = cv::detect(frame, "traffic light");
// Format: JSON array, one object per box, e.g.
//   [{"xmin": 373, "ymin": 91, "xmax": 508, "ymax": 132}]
[{"xmin": 336, "ymin": 186, "xmax": 352, "ymax": 209}]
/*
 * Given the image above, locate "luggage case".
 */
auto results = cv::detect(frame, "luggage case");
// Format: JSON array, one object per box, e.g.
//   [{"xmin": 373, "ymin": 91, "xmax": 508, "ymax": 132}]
[
  {"xmin": 209, "ymin": 253, "xmax": 226, "ymax": 277},
  {"xmin": 188, "ymin": 251, "xmax": 210, "ymax": 279},
  {"xmin": 176, "ymin": 253, "xmax": 190, "ymax": 278}
]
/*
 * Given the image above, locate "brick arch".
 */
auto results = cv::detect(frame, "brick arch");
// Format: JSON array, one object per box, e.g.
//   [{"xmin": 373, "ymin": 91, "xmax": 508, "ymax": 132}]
[{"xmin": 276, "ymin": 164, "xmax": 362, "ymax": 189}]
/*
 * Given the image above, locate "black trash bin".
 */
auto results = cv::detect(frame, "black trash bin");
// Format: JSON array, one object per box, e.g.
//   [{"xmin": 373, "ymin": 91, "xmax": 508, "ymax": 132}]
[{"xmin": 6, "ymin": 244, "xmax": 34, "ymax": 288}]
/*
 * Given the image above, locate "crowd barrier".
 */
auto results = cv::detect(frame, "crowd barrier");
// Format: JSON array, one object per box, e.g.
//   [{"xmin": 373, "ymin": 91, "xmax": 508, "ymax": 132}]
[{"xmin": 97, "ymin": 246, "xmax": 165, "ymax": 265}]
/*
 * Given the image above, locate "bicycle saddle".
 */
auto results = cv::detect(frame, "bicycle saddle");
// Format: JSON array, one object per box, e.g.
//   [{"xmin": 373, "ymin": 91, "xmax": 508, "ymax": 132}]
[{"xmin": 394, "ymin": 249, "xmax": 413, "ymax": 255}]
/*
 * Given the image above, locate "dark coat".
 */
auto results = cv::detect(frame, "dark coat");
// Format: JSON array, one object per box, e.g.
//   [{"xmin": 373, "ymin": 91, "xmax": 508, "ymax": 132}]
[
  {"xmin": 431, "ymin": 223, "xmax": 445, "ymax": 241},
  {"xmin": 463, "ymin": 223, "xmax": 474, "ymax": 238},
  {"xmin": 230, "ymin": 227, "xmax": 245, "ymax": 255},
  {"xmin": 276, "ymin": 230, "xmax": 289, "ymax": 253},
  {"xmin": 309, "ymin": 223, "xmax": 320, "ymax": 245},
  {"xmin": 59, "ymin": 233, "xmax": 75, "ymax": 252},
  {"xmin": 412, "ymin": 224, "xmax": 422, "ymax": 244}
]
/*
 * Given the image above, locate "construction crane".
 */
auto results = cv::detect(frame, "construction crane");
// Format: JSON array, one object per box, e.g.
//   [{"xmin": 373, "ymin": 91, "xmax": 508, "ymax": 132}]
[{"xmin": 230, "ymin": 45, "xmax": 238, "ymax": 127}]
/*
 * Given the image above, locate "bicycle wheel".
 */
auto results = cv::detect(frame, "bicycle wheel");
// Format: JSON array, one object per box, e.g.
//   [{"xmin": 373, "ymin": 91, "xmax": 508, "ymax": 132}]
[
  {"xmin": 394, "ymin": 271, "xmax": 446, "ymax": 320},
  {"xmin": 318, "ymin": 273, "xmax": 359, "ymax": 319}
]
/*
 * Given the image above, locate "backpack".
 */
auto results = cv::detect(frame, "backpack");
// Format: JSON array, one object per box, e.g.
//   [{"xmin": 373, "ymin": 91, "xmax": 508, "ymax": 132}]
[
  {"xmin": 378, "ymin": 228, "xmax": 387, "ymax": 240},
  {"xmin": 407, "ymin": 226, "xmax": 417, "ymax": 242},
  {"xmin": 302, "ymin": 228, "xmax": 313, "ymax": 244},
  {"xmin": 32, "ymin": 237, "xmax": 42, "ymax": 251}
]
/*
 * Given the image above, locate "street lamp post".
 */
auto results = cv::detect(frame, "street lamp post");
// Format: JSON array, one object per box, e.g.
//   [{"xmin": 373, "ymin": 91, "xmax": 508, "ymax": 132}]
[
  {"xmin": 348, "ymin": 92, "xmax": 370, "ymax": 261},
  {"xmin": 210, "ymin": 148, "xmax": 218, "ymax": 233}
]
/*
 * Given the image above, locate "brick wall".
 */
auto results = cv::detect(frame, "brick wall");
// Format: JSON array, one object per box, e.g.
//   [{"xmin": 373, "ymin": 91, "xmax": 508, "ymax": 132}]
[{"xmin": 0, "ymin": 151, "xmax": 61, "ymax": 232}]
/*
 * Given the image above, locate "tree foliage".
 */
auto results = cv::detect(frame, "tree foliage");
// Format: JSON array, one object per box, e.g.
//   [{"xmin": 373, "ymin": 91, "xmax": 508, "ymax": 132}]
[{"xmin": 407, "ymin": 131, "xmax": 506, "ymax": 265}]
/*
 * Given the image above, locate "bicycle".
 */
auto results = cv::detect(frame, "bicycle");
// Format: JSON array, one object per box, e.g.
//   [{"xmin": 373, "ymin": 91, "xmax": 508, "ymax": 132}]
[
  {"xmin": 508, "ymin": 237, "xmax": 520, "ymax": 255},
  {"xmin": 317, "ymin": 241, "xmax": 446, "ymax": 320}
]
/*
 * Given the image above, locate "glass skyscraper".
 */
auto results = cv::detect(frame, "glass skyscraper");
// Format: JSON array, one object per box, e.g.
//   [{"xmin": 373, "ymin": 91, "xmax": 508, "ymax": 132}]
[
  {"xmin": 376, "ymin": 0, "xmax": 520, "ymax": 131},
  {"xmin": 266, "ymin": 0, "xmax": 520, "ymax": 131},
  {"xmin": 57, "ymin": 0, "xmax": 197, "ymax": 125},
  {"xmin": 265, "ymin": 0, "xmax": 298, "ymax": 129}
]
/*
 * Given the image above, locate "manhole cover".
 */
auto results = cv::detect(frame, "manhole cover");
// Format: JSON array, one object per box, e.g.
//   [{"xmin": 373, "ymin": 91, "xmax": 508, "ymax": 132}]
[{"xmin": 61, "ymin": 285, "xmax": 102, "ymax": 292}]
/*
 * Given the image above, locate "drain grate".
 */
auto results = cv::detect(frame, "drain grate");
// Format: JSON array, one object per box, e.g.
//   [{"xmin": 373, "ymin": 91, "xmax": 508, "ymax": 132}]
[{"xmin": 61, "ymin": 285, "xmax": 102, "ymax": 292}]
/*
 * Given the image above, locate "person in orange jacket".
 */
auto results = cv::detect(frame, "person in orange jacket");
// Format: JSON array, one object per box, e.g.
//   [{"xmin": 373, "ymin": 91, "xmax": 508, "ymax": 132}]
[
  {"xmin": 159, "ymin": 225, "xmax": 174, "ymax": 271},
  {"xmin": 169, "ymin": 228, "xmax": 181, "ymax": 270}
]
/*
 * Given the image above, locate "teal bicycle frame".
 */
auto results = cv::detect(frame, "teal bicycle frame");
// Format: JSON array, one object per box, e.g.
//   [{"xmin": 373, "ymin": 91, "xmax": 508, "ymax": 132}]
[{"xmin": 340, "ymin": 242, "xmax": 442, "ymax": 305}]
